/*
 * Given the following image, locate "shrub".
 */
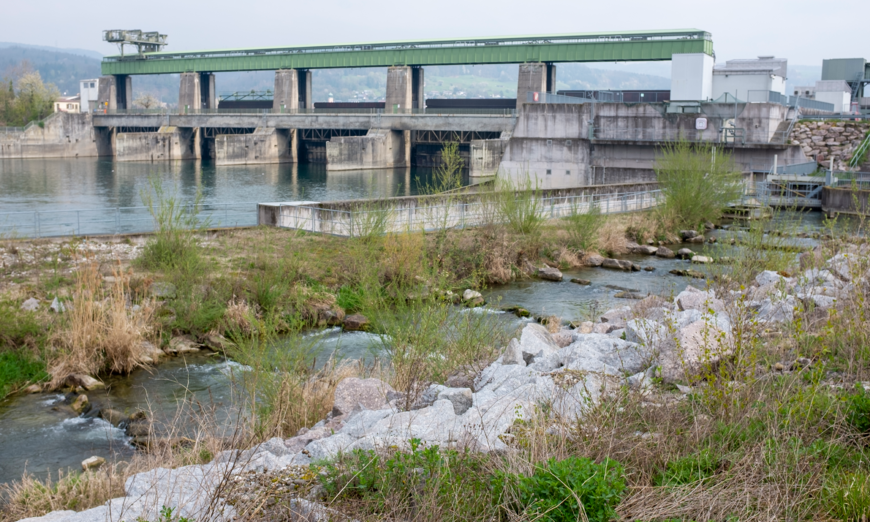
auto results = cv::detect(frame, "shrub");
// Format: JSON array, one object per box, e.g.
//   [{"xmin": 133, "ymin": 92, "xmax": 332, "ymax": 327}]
[
  {"xmin": 321, "ymin": 440, "xmax": 496, "ymax": 520},
  {"xmin": 496, "ymin": 456, "xmax": 625, "ymax": 522},
  {"xmin": 493, "ymin": 173, "xmax": 544, "ymax": 236},
  {"xmin": 138, "ymin": 175, "xmax": 208, "ymax": 270},
  {"xmin": 655, "ymin": 448, "xmax": 719, "ymax": 486},
  {"xmin": 845, "ymin": 384, "xmax": 870, "ymax": 433},
  {"xmin": 654, "ymin": 139, "xmax": 743, "ymax": 231},
  {"xmin": 564, "ymin": 201, "xmax": 605, "ymax": 251}
]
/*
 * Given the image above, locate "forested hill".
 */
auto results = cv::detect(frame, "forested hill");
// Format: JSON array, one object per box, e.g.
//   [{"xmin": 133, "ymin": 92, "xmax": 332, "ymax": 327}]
[{"xmin": 0, "ymin": 46, "xmax": 100, "ymax": 95}]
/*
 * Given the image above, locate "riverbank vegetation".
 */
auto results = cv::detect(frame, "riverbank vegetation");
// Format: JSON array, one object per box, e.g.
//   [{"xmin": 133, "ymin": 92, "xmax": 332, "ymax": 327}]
[
  {"xmin": 2, "ymin": 146, "xmax": 870, "ymax": 520},
  {"xmin": 0, "ymin": 63, "xmax": 60, "ymax": 127}
]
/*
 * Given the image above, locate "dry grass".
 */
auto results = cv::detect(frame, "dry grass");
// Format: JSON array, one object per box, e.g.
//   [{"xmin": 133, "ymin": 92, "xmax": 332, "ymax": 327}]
[
  {"xmin": 260, "ymin": 359, "xmax": 360, "ymax": 439},
  {"xmin": 48, "ymin": 260, "xmax": 155, "ymax": 387}
]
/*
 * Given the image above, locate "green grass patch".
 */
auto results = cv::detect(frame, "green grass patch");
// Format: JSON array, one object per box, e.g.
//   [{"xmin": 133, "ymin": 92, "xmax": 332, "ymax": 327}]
[{"xmin": 0, "ymin": 350, "xmax": 48, "ymax": 398}]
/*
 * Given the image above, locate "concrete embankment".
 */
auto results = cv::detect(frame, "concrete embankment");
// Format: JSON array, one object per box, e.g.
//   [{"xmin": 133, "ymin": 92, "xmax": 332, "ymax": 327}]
[{"xmin": 0, "ymin": 113, "xmax": 108, "ymax": 159}]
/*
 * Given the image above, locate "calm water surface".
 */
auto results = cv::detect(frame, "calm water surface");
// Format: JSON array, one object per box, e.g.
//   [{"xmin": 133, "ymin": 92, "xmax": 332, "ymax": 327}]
[{"xmin": 0, "ymin": 159, "xmax": 454, "ymax": 210}]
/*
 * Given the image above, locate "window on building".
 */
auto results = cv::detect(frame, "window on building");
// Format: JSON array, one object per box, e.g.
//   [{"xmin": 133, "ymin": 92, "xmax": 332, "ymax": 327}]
[
  {"xmin": 546, "ymin": 169, "xmax": 552, "ymax": 175},
  {"xmin": 90, "ymin": 83, "xmax": 95, "ymax": 88},
  {"xmin": 566, "ymin": 170, "xmax": 571, "ymax": 175}
]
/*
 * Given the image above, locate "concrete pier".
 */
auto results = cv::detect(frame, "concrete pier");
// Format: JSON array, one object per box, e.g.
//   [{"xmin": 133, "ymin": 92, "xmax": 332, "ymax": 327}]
[
  {"xmin": 179, "ymin": 73, "xmax": 201, "ymax": 112},
  {"xmin": 470, "ymin": 132, "xmax": 511, "ymax": 177},
  {"xmin": 215, "ymin": 128, "xmax": 294, "ymax": 165},
  {"xmin": 273, "ymin": 69, "xmax": 312, "ymax": 111},
  {"xmin": 325, "ymin": 129, "xmax": 406, "ymax": 170},
  {"xmin": 96, "ymin": 75, "xmax": 132, "ymax": 111},
  {"xmin": 516, "ymin": 63, "xmax": 556, "ymax": 110},
  {"xmin": 200, "ymin": 73, "xmax": 216, "ymax": 109},
  {"xmin": 115, "ymin": 126, "xmax": 200, "ymax": 162}
]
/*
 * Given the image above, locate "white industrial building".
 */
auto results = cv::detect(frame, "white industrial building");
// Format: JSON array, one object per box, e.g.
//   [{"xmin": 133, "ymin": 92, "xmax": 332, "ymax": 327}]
[
  {"xmin": 711, "ymin": 56, "xmax": 787, "ymax": 101},
  {"xmin": 79, "ymin": 79, "xmax": 100, "ymax": 113},
  {"xmin": 670, "ymin": 55, "xmax": 789, "ymax": 103}
]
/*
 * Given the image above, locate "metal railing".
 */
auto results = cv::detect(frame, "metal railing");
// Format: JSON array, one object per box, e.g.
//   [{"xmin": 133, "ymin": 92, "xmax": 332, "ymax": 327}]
[
  {"xmin": 94, "ymin": 107, "xmax": 517, "ymax": 117},
  {"xmin": 0, "ymin": 203, "xmax": 257, "ymax": 239},
  {"xmin": 1, "ymin": 127, "xmax": 25, "ymax": 134},
  {"xmin": 269, "ymin": 189, "xmax": 663, "ymax": 237},
  {"xmin": 742, "ymin": 90, "xmax": 835, "ymax": 112},
  {"xmin": 849, "ymin": 132, "xmax": 870, "ymax": 169}
]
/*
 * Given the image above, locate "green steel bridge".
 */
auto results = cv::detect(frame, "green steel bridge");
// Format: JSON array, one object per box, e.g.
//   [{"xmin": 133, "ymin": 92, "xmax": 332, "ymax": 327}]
[{"xmin": 101, "ymin": 29, "xmax": 713, "ymax": 75}]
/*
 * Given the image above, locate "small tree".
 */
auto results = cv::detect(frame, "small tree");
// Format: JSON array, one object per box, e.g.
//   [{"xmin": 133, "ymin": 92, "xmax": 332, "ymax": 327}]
[
  {"xmin": 133, "ymin": 93, "xmax": 162, "ymax": 109},
  {"xmin": 654, "ymin": 139, "xmax": 743, "ymax": 231},
  {"xmin": 12, "ymin": 72, "xmax": 59, "ymax": 125},
  {"xmin": 420, "ymin": 141, "xmax": 464, "ymax": 195}
]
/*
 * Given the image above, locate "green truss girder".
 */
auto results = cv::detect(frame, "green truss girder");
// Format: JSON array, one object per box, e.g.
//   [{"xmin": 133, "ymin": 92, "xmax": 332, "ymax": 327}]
[{"xmin": 101, "ymin": 38, "xmax": 713, "ymax": 75}]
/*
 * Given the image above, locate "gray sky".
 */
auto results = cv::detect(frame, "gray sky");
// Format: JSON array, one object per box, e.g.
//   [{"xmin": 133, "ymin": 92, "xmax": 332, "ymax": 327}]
[{"xmin": 2, "ymin": 0, "xmax": 864, "ymax": 66}]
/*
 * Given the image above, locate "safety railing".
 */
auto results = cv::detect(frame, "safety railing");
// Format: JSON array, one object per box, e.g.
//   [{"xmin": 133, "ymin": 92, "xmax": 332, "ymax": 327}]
[
  {"xmin": 95, "ymin": 107, "xmax": 517, "ymax": 117},
  {"xmin": 831, "ymin": 172, "xmax": 870, "ymax": 189},
  {"xmin": 0, "ymin": 203, "xmax": 256, "ymax": 239},
  {"xmin": 268, "ymin": 189, "xmax": 663, "ymax": 237},
  {"xmin": 526, "ymin": 92, "xmax": 590, "ymax": 104},
  {"xmin": 848, "ymin": 132, "xmax": 870, "ymax": 169},
  {"xmin": 1, "ymin": 127, "xmax": 25, "ymax": 134}
]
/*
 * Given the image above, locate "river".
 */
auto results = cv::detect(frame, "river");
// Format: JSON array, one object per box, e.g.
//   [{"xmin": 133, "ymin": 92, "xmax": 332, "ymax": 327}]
[{"xmin": 0, "ymin": 157, "xmax": 838, "ymax": 486}]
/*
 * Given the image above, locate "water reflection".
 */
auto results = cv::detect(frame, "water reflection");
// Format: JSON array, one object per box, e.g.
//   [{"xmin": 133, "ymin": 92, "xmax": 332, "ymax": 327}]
[{"xmin": 0, "ymin": 159, "xmax": 451, "ymax": 213}]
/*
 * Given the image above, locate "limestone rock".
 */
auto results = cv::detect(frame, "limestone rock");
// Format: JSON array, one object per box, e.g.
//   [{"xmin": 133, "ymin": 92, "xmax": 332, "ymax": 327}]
[
  {"xmin": 584, "ymin": 254, "xmax": 605, "ymax": 267},
  {"xmin": 71, "ymin": 394, "xmax": 90, "ymax": 414},
  {"xmin": 64, "ymin": 374, "xmax": 104, "ymax": 390},
  {"xmin": 570, "ymin": 278, "xmax": 591, "ymax": 285},
  {"xmin": 49, "ymin": 297, "xmax": 65, "ymax": 313},
  {"xmin": 100, "ymin": 408, "xmax": 127, "ymax": 427},
  {"xmin": 575, "ymin": 321, "xmax": 594, "ymax": 334},
  {"xmin": 343, "ymin": 313, "xmax": 370, "ymax": 331},
  {"xmin": 501, "ymin": 338, "xmax": 526, "ymax": 366},
  {"xmin": 518, "ymin": 323, "xmax": 559, "ymax": 363},
  {"xmin": 691, "ymin": 255, "xmax": 712, "ymax": 264},
  {"xmin": 166, "ymin": 335, "xmax": 200, "ymax": 355},
  {"xmin": 756, "ymin": 270, "xmax": 787, "ymax": 287},
  {"xmin": 20, "ymin": 298, "xmax": 40, "ymax": 312},
  {"xmin": 437, "ymin": 387, "xmax": 473, "ymax": 415},
  {"xmin": 676, "ymin": 248, "xmax": 694, "ymax": 259},
  {"xmin": 462, "ymin": 289, "xmax": 482, "ymax": 301},
  {"xmin": 537, "ymin": 266, "xmax": 563, "ymax": 281},
  {"xmin": 332, "ymin": 378, "xmax": 395, "ymax": 417},
  {"xmin": 601, "ymin": 258, "xmax": 640, "ymax": 271},
  {"xmin": 656, "ymin": 247, "xmax": 675, "ymax": 258},
  {"xmin": 600, "ymin": 306, "xmax": 632, "ymax": 327},
  {"xmin": 631, "ymin": 245, "xmax": 658, "ymax": 255},
  {"xmin": 675, "ymin": 286, "xmax": 724, "ymax": 314},
  {"xmin": 81, "ymin": 456, "xmax": 105, "ymax": 471},
  {"xmin": 659, "ymin": 319, "xmax": 732, "ymax": 383},
  {"xmin": 680, "ymin": 230, "xmax": 699, "ymax": 240},
  {"xmin": 139, "ymin": 341, "xmax": 165, "ymax": 364}
]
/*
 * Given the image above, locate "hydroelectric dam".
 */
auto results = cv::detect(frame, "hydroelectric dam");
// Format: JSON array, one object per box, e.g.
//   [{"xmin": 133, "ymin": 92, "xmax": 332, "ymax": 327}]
[{"xmin": 0, "ymin": 29, "xmax": 828, "ymax": 189}]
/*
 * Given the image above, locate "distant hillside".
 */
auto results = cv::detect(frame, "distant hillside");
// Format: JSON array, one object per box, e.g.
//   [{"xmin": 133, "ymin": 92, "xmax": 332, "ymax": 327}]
[
  {"xmin": 0, "ymin": 47, "xmax": 101, "ymax": 95},
  {"xmin": 0, "ymin": 42, "xmax": 103, "ymax": 60}
]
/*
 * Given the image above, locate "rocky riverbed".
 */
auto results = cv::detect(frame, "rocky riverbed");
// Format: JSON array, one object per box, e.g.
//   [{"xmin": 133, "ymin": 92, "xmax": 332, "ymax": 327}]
[{"xmin": 21, "ymin": 244, "xmax": 868, "ymax": 522}]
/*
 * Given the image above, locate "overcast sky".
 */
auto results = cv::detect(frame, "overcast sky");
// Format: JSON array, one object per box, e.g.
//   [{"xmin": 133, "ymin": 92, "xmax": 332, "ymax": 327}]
[{"xmin": 3, "ymin": 0, "xmax": 864, "ymax": 66}]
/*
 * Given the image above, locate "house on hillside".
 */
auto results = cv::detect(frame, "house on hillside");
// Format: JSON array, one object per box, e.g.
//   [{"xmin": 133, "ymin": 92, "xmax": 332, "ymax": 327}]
[{"xmin": 54, "ymin": 95, "xmax": 80, "ymax": 113}]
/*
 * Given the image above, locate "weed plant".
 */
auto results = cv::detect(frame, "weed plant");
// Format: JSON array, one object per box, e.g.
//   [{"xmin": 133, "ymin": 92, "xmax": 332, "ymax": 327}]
[
  {"xmin": 138, "ymin": 175, "xmax": 208, "ymax": 271},
  {"xmin": 563, "ymin": 200, "xmax": 605, "ymax": 251},
  {"xmin": 654, "ymin": 140, "xmax": 743, "ymax": 232},
  {"xmin": 493, "ymin": 172, "xmax": 544, "ymax": 237}
]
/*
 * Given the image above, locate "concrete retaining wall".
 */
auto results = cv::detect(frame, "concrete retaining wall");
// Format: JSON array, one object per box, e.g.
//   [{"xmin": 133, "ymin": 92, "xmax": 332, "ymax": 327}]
[
  {"xmin": 258, "ymin": 182, "xmax": 659, "ymax": 236},
  {"xmin": 469, "ymin": 136, "xmax": 510, "ymax": 177},
  {"xmin": 0, "ymin": 113, "xmax": 103, "ymax": 159},
  {"xmin": 822, "ymin": 186, "xmax": 870, "ymax": 216}
]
